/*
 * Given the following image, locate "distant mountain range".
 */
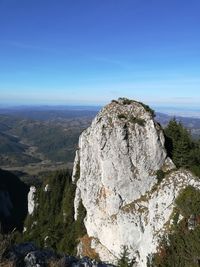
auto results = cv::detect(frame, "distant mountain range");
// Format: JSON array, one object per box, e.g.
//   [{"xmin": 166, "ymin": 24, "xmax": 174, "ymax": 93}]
[
  {"xmin": 156, "ymin": 112, "xmax": 200, "ymax": 138},
  {"xmin": 153, "ymin": 105, "xmax": 200, "ymax": 118}
]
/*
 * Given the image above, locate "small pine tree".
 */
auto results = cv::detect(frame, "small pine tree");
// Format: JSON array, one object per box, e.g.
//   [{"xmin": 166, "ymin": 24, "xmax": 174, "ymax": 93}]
[
  {"xmin": 164, "ymin": 119, "xmax": 192, "ymax": 167},
  {"xmin": 173, "ymin": 130, "xmax": 191, "ymax": 167},
  {"xmin": 117, "ymin": 246, "xmax": 135, "ymax": 267}
]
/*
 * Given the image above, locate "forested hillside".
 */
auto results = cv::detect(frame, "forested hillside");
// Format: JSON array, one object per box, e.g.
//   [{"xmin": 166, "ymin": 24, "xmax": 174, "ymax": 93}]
[
  {"xmin": 0, "ymin": 108, "xmax": 96, "ymax": 179},
  {"xmin": 22, "ymin": 170, "xmax": 87, "ymax": 255}
]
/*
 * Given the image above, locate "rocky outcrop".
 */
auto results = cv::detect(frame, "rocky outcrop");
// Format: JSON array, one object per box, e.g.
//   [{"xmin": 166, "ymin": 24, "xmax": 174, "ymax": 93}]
[
  {"xmin": 3, "ymin": 242, "xmax": 114, "ymax": 267},
  {"xmin": 28, "ymin": 186, "xmax": 36, "ymax": 215},
  {"xmin": 72, "ymin": 98, "xmax": 197, "ymax": 266}
]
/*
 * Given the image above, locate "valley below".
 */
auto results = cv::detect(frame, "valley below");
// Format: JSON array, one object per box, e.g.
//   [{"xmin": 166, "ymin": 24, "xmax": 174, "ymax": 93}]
[{"xmin": 0, "ymin": 107, "xmax": 98, "ymax": 183}]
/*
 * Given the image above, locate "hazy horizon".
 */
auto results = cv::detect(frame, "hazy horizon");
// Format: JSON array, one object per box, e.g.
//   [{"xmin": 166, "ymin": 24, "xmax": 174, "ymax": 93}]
[{"xmin": 1, "ymin": 101, "xmax": 200, "ymax": 118}]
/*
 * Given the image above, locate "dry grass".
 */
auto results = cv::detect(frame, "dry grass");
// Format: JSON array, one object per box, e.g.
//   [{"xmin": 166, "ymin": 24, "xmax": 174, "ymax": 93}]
[
  {"xmin": 0, "ymin": 261, "xmax": 15, "ymax": 267},
  {"xmin": 79, "ymin": 235, "xmax": 99, "ymax": 260}
]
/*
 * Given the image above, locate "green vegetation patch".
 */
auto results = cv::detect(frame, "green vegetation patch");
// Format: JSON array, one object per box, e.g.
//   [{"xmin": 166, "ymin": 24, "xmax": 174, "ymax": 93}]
[
  {"xmin": 156, "ymin": 169, "xmax": 165, "ymax": 183},
  {"xmin": 118, "ymin": 114, "xmax": 127, "ymax": 119},
  {"xmin": 117, "ymin": 246, "xmax": 136, "ymax": 267},
  {"xmin": 117, "ymin": 98, "xmax": 155, "ymax": 117},
  {"xmin": 120, "ymin": 98, "xmax": 134, "ymax": 105},
  {"xmin": 138, "ymin": 102, "xmax": 155, "ymax": 117},
  {"xmin": 175, "ymin": 186, "xmax": 200, "ymax": 217},
  {"xmin": 23, "ymin": 170, "xmax": 86, "ymax": 255},
  {"xmin": 129, "ymin": 116, "xmax": 145, "ymax": 126},
  {"xmin": 149, "ymin": 186, "xmax": 200, "ymax": 267},
  {"xmin": 117, "ymin": 114, "xmax": 145, "ymax": 126},
  {"xmin": 164, "ymin": 118, "xmax": 200, "ymax": 177}
]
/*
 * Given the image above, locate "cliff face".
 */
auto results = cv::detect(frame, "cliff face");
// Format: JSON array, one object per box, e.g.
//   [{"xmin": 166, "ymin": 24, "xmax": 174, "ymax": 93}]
[{"xmin": 72, "ymin": 98, "xmax": 199, "ymax": 266}]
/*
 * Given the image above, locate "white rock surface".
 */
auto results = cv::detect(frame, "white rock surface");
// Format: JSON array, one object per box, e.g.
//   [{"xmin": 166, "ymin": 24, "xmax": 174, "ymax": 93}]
[
  {"xmin": 28, "ymin": 186, "xmax": 36, "ymax": 215},
  {"xmin": 72, "ymin": 99, "xmax": 198, "ymax": 266},
  {"xmin": 44, "ymin": 184, "xmax": 50, "ymax": 192}
]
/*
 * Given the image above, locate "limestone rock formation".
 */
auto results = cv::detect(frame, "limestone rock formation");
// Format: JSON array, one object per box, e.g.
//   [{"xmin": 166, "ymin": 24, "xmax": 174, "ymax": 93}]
[
  {"xmin": 72, "ymin": 98, "xmax": 198, "ymax": 266},
  {"xmin": 28, "ymin": 186, "xmax": 36, "ymax": 215}
]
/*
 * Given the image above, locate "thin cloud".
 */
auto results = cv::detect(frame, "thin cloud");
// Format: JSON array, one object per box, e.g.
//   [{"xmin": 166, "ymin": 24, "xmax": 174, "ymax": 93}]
[{"xmin": 0, "ymin": 40, "xmax": 44, "ymax": 51}]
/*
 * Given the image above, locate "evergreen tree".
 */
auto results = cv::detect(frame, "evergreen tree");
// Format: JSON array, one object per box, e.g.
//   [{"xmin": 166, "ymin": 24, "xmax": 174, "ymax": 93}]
[
  {"xmin": 164, "ymin": 119, "xmax": 192, "ymax": 167},
  {"xmin": 151, "ymin": 187, "xmax": 200, "ymax": 267},
  {"xmin": 23, "ymin": 169, "xmax": 86, "ymax": 255},
  {"xmin": 173, "ymin": 130, "xmax": 191, "ymax": 167},
  {"xmin": 117, "ymin": 246, "xmax": 135, "ymax": 267}
]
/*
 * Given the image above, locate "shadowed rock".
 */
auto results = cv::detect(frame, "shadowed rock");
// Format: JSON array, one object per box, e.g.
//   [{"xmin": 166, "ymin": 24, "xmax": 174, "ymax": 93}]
[{"xmin": 0, "ymin": 169, "xmax": 29, "ymax": 233}]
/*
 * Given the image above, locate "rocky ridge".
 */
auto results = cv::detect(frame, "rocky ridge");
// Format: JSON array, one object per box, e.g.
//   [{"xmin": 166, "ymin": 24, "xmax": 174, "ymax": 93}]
[{"xmin": 72, "ymin": 98, "xmax": 199, "ymax": 266}]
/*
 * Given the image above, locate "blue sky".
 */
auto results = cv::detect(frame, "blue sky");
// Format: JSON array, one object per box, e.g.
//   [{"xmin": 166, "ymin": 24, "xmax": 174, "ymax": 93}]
[{"xmin": 0, "ymin": 0, "xmax": 200, "ymax": 107}]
